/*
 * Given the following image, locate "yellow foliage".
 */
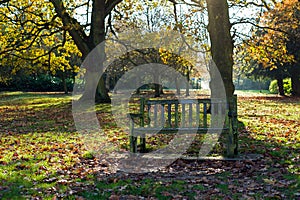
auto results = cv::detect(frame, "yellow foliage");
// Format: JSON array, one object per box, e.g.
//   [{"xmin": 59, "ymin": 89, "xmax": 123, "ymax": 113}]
[
  {"xmin": 243, "ymin": 0, "xmax": 299, "ymax": 69},
  {"xmin": 0, "ymin": 0, "xmax": 81, "ymax": 76}
]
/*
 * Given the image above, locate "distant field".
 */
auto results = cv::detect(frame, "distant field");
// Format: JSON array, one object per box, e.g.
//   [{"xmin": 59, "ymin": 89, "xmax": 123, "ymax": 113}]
[{"xmin": 235, "ymin": 90, "xmax": 273, "ymax": 96}]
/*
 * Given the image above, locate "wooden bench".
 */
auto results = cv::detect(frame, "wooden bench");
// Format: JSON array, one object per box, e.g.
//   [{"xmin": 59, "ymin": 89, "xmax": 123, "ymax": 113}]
[{"xmin": 129, "ymin": 95, "xmax": 238, "ymax": 157}]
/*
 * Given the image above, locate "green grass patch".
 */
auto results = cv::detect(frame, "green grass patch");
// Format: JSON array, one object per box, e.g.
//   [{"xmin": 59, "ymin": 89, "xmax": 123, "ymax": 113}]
[{"xmin": 0, "ymin": 91, "xmax": 299, "ymax": 199}]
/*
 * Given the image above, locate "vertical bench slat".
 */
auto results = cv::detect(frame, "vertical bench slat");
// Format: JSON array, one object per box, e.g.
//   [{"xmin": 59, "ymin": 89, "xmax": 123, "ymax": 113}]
[
  {"xmin": 203, "ymin": 103, "xmax": 207, "ymax": 128},
  {"xmin": 161, "ymin": 104, "xmax": 165, "ymax": 126},
  {"xmin": 175, "ymin": 103, "xmax": 179, "ymax": 127},
  {"xmin": 182, "ymin": 103, "xmax": 186, "ymax": 127},
  {"xmin": 196, "ymin": 103, "xmax": 200, "ymax": 127},
  {"xmin": 154, "ymin": 104, "xmax": 158, "ymax": 127},
  {"xmin": 147, "ymin": 104, "xmax": 151, "ymax": 127},
  {"xmin": 168, "ymin": 103, "xmax": 172, "ymax": 128},
  {"xmin": 189, "ymin": 103, "xmax": 193, "ymax": 127},
  {"xmin": 140, "ymin": 98, "xmax": 145, "ymax": 127},
  {"xmin": 218, "ymin": 102, "xmax": 223, "ymax": 126}
]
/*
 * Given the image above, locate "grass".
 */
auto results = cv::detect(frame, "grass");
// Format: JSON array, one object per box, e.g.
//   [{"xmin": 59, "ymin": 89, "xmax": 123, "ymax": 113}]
[{"xmin": 0, "ymin": 91, "xmax": 299, "ymax": 199}]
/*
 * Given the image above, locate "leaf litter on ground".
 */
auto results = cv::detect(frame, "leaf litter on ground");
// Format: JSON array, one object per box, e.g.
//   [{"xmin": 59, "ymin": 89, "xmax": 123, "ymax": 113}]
[{"xmin": 0, "ymin": 91, "xmax": 299, "ymax": 199}]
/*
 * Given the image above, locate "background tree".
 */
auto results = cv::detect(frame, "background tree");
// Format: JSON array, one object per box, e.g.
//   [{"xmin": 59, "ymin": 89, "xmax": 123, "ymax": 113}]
[
  {"xmin": 50, "ymin": 0, "xmax": 123, "ymax": 102},
  {"xmin": 0, "ymin": 0, "xmax": 81, "ymax": 93},
  {"xmin": 241, "ymin": 0, "xmax": 300, "ymax": 96},
  {"xmin": 206, "ymin": 0, "xmax": 234, "ymax": 99},
  {"xmin": 1, "ymin": 0, "xmax": 238, "ymax": 101}
]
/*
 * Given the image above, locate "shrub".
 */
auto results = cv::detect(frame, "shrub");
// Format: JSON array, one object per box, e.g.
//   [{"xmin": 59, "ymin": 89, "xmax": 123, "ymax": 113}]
[
  {"xmin": 269, "ymin": 78, "xmax": 292, "ymax": 95},
  {"xmin": 269, "ymin": 80, "xmax": 278, "ymax": 94}
]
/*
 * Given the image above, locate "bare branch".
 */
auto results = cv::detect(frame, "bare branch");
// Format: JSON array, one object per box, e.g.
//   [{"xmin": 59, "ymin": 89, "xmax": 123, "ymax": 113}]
[{"xmin": 231, "ymin": 20, "xmax": 289, "ymax": 35}]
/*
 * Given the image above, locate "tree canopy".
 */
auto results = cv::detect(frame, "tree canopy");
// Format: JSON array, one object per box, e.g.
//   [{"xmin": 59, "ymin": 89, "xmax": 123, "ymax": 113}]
[
  {"xmin": 4, "ymin": 0, "xmax": 298, "ymax": 98},
  {"xmin": 238, "ymin": 0, "xmax": 300, "ymax": 96}
]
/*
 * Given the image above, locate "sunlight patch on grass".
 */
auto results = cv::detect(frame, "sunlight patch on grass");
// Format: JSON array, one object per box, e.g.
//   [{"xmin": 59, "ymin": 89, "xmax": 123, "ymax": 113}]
[{"xmin": 0, "ymin": 92, "xmax": 299, "ymax": 199}]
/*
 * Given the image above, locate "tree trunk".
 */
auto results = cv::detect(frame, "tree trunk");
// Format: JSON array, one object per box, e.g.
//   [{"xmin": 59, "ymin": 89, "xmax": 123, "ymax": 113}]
[
  {"xmin": 185, "ymin": 67, "xmax": 190, "ymax": 96},
  {"xmin": 88, "ymin": 0, "xmax": 110, "ymax": 103},
  {"xmin": 291, "ymin": 74, "xmax": 300, "ymax": 96},
  {"xmin": 159, "ymin": 85, "xmax": 164, "ymax": 95},
  {"xmin": 206, "ymin": 0, "xmax": 236, "ymax": 157},
  {"xmin": 80, "ymin": 71, "xmax": 100, "ymax": 102},
  {"xmin": 206, "ymin": 0, "xmax": 234, "ymax": 99},
  {"xmin": 50, "ymin": 0, "xmax": 116, "ymax": 103},
  {"xmin": 153, "ymin": 73, "xmax": 160, "ymax": 97},
  {"xmin": 175, "ymin": 76, "xmax": 180, "ymax": 95},
  {"xmin": 62, "ymin": 71, "xmax": 68, "ymax": 94},
  {"xmin": 105, "ymin": 73, "xmax": 110, "ymax": 91},
  {"xmin": 277, "ymin": 78, "xmax": 285, "ymax": 96},
  {"xmin": 95, "ymin": 76, "xmax": 110, "ymax": 103},
  {"xmin": 154, "ymin": 84, "xmax": 160, "ymax": 97}
]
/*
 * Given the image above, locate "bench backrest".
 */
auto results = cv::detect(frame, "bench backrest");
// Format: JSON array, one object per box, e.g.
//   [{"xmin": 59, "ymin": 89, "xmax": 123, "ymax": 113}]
[{"xmin": 138, "ymin": 96, "xmax": 237, "ymax": 129}]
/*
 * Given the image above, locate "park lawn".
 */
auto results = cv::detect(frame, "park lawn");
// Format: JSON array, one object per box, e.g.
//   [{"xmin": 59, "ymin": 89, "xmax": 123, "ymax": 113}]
[{"xmin": 0, "ymin": 91, "xmax": 299, "ymax": 199}]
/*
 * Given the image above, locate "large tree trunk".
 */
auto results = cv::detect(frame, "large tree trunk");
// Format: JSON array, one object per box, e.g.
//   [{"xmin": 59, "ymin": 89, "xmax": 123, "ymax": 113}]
[
  {"xmin": 88, "ymin": 0, "xmax": 110, "ymax": 103},
  {"xmin": 291, "ymin": 73, "xmax": 300, "ymax": 96},
  {"xmin": 206, "ymin": 0, "xmax": 234, "ymax": 99},
  {"xmin": 50, "ymin": 0, "xmax": 122, "ymax": 103},
  {"xmin": 206, "ymin": 0, "xmax": 236, "ymax": 157}
]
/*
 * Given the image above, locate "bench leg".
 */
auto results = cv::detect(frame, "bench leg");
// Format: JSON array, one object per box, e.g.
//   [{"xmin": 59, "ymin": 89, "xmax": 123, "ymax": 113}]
[
  {"xmin": 129, "ymin": 119, "xmax": 137, "ymax": 153},
  {"xmin": 226, "ymin": 119, "xmax": 235, "ymax": 158},
  {"xmin": 140, "ymin": 134, "xmax": 146, "ymax": 153},
  {"xmin": 130, "ymin": 136, "xmax": 137, "ymax": 153}
]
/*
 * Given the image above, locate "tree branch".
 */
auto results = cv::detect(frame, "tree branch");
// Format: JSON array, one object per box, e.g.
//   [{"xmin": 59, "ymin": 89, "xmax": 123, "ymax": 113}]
[
  {"xmin": 231, "ymin": 20, "xmax": 289, "ymax": 35},
  {"xmin": 105, "ymin": 0, "xmax": 122, "ymax": 17},
  {"xmin": 50, "ymin": 0, "xmax": 90, "ymax": 57}
]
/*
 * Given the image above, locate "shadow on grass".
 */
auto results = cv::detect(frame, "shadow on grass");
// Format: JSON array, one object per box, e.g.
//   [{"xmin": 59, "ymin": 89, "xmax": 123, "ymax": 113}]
[
  {"xmin": 0, "ymin": 93, "xmax": 299, "ymax": 199},
  {"xmin": 0, "ymin": 92, "xmax": 75, "ymax": 134}
]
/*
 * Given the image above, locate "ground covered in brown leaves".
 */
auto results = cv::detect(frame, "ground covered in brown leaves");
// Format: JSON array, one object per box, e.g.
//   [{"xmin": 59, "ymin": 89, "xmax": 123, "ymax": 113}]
[{"xmin": 0, "ymin": 91, "xmax": 299, "ymax": 199}]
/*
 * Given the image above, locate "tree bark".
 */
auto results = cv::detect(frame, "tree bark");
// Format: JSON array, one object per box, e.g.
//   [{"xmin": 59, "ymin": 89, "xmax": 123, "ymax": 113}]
[
  {"xmin": 206, "ymin": 0, "xmax": 234, "ymax": 99},
  {"xmin": 185, "ymin": 67, "xmax": 190, "ymax": 96},
  {"xmin": 50, "ymin": 0, "xmax": 122, "ymax": 103},
  {"xmin": 291, "ymin": 74, "xmax": 300, "ymax": 96},
  {"xmin": 277, "ymin": 77, "xmax": 285, "ymax": 96},
  {"xmin": 175, "ymin": 76, "xmax": 180, "ymax": 95},
  {"xmin": 88, "ymin": 0, "xmax": 111, "ymax": 103},
  {"xmin": 62, "ymin": 72, "xmax": 68, "ymax": 94},
  {"xmin": 206, "ymin": 0, "xmax": 236, "ymax": 157}
]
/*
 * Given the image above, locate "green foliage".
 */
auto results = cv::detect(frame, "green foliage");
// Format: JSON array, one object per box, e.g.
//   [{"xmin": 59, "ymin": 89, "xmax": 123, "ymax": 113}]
[
  {"xmin": 238, "ymin": 0, "xmax": 300, "ymax": 96},
  {"xmin": 0, "ymin": 73, "xmax": 74, "ymax": 92},
  {"xmin": 234, "ymin": 77, "xmax": 270, "ymax": 90},
  {"xmin": 269, "ymin": 78, "xmax": 292, "ymax": 94},
  {"xmin": 0, "ymin": 0, "xmax": 81, "ymax": 93},
  {"xmin": 269, "ymin": 80, "xmax": 278, "ymax": 94}
]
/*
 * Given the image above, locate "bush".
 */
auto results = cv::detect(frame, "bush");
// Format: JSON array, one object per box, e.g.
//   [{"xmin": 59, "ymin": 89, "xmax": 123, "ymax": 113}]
[
  {"xmin": 269, "ymin": 78, "xmax": 292, "ymax": 95},
  {"xmin": 269, "ymin": 80, "xmax": 278, "ymax": 94},
  {"xmin": 0, "ymin": 73, "xmax": 74, "ymax": 92},
  {"xmin": 234, "ymin": 78, "xmax": 270, "ymax": 90}
]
